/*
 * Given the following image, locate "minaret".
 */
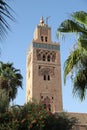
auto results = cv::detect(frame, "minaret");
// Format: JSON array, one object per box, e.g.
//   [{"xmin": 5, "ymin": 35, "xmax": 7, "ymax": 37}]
[{"xmin": 26, "ymin": 17, "xmax": 63, "ymax": 112}]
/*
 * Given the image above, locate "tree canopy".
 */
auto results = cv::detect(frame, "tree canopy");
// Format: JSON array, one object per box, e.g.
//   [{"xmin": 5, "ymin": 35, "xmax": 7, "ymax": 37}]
[{"xmin": 0, "ymin": 61, "xmax": 23, "ymax": 112}]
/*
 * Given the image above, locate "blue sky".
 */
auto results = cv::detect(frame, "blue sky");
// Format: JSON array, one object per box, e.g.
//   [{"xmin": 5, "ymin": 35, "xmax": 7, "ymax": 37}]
[{"xmin": 0, "ymin": 0, "xmax": 87, "ymax": 113}]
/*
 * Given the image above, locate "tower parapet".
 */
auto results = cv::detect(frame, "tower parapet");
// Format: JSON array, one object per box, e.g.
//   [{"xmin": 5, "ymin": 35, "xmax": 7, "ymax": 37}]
[{"xmin": 34, "ymin": 17, "xmax": 54, "ymax": 44}]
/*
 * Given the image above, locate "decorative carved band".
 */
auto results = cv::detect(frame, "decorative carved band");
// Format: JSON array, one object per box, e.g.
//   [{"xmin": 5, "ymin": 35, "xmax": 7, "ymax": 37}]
[
  {"xmin": 40, "ymin": 28, "xmax": 48, "ymax": 35},
  {"xmin": 36, "ymin": 49, "xmax": 56, "ymax": 62},
  {"xmin": 39, "ymin": 65, "xmax": 55, "ymax": 77}
]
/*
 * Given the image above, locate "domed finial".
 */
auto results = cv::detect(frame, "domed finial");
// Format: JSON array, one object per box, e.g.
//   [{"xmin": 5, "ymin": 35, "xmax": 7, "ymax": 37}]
[{"xmin": 40, "ymin": 16, "xmax": 44, "ymax": 25}]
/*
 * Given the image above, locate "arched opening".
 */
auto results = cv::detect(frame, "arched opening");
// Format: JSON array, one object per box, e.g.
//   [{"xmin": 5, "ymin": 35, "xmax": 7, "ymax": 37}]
[
  {"xmin": 43, "ymin": 54, "xmax": 46, "ymax": 61},
  {"xmin": 45, "ymin": 36, "xmax": 48, "ymax": 42},
  {"xmin": 52, "ymin": 55, "xmax": 55, "ymax": 62},
  {"xmin": 41, "ymin": 36, "xmax": 44, "ymax": 42},
  {"xmin": 37, "ymin": 54, "xmax": 41, "ymax": 60},
  {"xmin": 48, "ymin": 75, "xmax": 50, "ymax": 80},
  {"xmin": 44, "ymin": 104, "xmax": 46, "ymax": 109},
  {"xmin": 47, "ymin": 55, "xmax": 50, "ymax": 62},
  {"xmin": 48, "ymin": 104, "xmax": 51, "ymax": 111},
  {"xmin": 41, "ymin": 96, "xmax": 51, "ymax": 111},
  {"xmin": 44, "ymin": 75, "xmax": 46, "ymax": 80}
]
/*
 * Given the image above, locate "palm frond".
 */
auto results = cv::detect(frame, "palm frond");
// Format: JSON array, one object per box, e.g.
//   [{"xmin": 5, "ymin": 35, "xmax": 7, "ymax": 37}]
[
  {"xmin": 73, "ymin": 69, "xmax": 87, "ymax": 101},
  {"xmin": 64, "ymin": 48, "xmax": 81, "ymax": 84},
  {"xmin": 0, "ymin": 0, "xmax": 15, "ymax": 40},
  {"xmin": 71, "ymin": 11, "xmax": 87, "ymax": 29},
  {"xmin": 58, "ymin": 20, "xmax": 80, "ymax": 33},
  {"xmin": 0, "ymin": 61, "xmax": 23, "ymax": 102},
  {"xmin": 57, "ymin": 19, "xmax": 87, "ymax": 36},
  {"xmin": 57, "ymin": 11, "xmax": 87, "ymax": 101},
  {"xmin": 78, "ymin": 34, "xmax": 87, "ymax": 50}
]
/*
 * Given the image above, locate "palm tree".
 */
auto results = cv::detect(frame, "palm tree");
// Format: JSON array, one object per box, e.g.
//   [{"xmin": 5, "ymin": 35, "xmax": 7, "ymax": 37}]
[
  {"xmin": 0, "ymin": 0, "xmax": 15, "ymax": 40},
  {"xmin": 0, "ymin": 89, "xmax": 9, "ymax": 112},
  {"xmin": 57, "ymin": 11, "xmax": 87, "ymax": 100},
  {"xmin": 0, "ymin": 61, "xmax": 23, "ymax": 103}
]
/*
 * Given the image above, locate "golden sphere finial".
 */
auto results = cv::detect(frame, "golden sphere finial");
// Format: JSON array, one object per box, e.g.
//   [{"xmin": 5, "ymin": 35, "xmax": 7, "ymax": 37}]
[{"xmin": 40, "ymin": 16, "xmax": 44, "ymax": 24}]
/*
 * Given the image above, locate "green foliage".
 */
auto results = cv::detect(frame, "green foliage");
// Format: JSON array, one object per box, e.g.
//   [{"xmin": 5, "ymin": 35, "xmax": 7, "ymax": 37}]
[
  {"xmin": 57, "ymin": 11, "xmax": 87, "ymax": 36},
  {"xmin": 0, "ymin": 61, "xmax": 23, "ymax": 112},
  {"xmin": 0, "ymin": 0, "xmax": 15, "ymax": 40},
  {"xmin": 0, "ymin": 102, "xmax": 78, "ymax": 130},
  {"xmin": 44, "ymin": 112, "xmax": 77, "ymax": 130},
  {"xmin": 0, "ymin": 61, "xmax": 23, "ymax": 101},
  {"xmin": 71, "ymin": 11, "xmax": 87, "ymax": 28},
  {"xmin": 0, "ymin": 89, "xmax": 9, "ymax": 112},
  {"xmin": 57, "ymin": 11, "xmax": 87, "ymax": 100}
]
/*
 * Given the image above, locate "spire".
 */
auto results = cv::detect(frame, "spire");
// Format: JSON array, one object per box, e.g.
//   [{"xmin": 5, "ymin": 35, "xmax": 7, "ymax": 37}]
[{"xmin": 40, "ymin": 16, "xmax": 44, "ymax": 25}]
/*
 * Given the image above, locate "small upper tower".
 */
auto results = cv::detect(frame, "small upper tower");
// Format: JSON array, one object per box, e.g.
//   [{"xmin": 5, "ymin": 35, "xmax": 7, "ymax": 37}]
[
  {"xmin": 33, "ymin": 17, "xmax": 52, "ymax": 44},
  {"xmin": 26, "ymin": 17, "xmax": 63, "ymax": 112}
]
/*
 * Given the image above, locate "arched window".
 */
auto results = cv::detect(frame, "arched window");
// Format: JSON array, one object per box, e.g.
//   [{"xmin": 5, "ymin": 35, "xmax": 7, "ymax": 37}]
[
  {"xmin": 38, "ymin": 54, "xmax": 41, "ymax": 60},
  {"xmin": 48, "ymin": 104, "xmax": 51, "ymax": 111},
  {"xmin": 41, "ymin": 36, "xmax": 44, "ymax": 42},
  {"xmin": 52, "ymin": 97, "xmax": 54, "ymax": 99},
  {"xmin": 41, "ymin": 96, "xmax": 43, "ymax": 99},
  {"xmin": 39, "ymin": 66, "xmax": 41, "ymax": 69},
  {"xmin": 48, "ymin": 75, "xmax": 50, "ymax": 80},
  {"xmin": 47, "ymin": 55, "xmax": 50, "ymax": 62},
  {"xmin": 43, "ymin": 74, "xmax": 50, "ymax": 81},
  {"xmin": 44, "ymin": 75, "xmax": 46, "ymax": 80},
  {"xmin": 45, "ymin": 36, "xmax": 48, "ymax": 42},
  {"xmin": 52, "ymin": 55, "xmax": 55, "ymax": 62},
  {"xmin": 44, "ymin": 104, "xmax": 46, "ymax": 109},
  {"xmin": 42, "ymin": 97, "xmax": 51, "ymax": 111},
  {"xmin": 43, "ymin": 55, "xmax": 46, "ymax": 61}
]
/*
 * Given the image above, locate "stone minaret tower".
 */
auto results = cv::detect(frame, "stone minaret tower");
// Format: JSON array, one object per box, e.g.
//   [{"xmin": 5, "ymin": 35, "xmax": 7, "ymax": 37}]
[{"xmin": 26, "ymin": 17, "xmax": 63, "ymax": 112}]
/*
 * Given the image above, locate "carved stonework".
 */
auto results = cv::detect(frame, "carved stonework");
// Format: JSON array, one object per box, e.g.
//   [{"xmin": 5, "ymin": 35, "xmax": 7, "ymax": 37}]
[
  {"xmin": 42, "ymin": 96, "xmax": 50, "ymax": 104},
  {"xmin": 38, "ymin": 65, "xmax": 55, "ymax": 77},
  {"xmin": 36, "ymin": 49, "xmax": 56, "ymax": 62},
  {"xmin": 40, "ymin": 95, "xmax": 53, "ymax": 111},
  {"xmin": 40, "ymin": 27, "xmax": 48, "ymax": 35}
]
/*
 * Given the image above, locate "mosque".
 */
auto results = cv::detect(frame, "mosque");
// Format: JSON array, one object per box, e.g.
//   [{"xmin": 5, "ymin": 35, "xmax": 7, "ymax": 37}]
[{"xmin": 26, "ymin": 17, "xmax": 87, "ymax": 130}]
